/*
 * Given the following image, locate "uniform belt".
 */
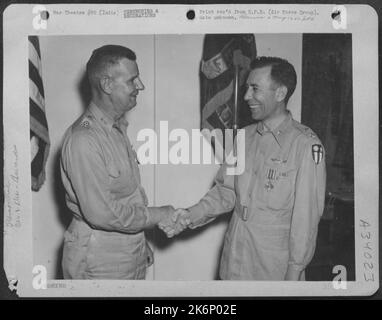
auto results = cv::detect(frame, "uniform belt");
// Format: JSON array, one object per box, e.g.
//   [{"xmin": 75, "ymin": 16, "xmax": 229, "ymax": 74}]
[{"xmin": 235, "ymin": 203, "xmax": 249, "ymax": 221}]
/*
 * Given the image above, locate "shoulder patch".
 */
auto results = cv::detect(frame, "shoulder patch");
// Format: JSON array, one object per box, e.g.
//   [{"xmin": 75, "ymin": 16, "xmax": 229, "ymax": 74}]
[{"xmin": 312, "ymin": 144, "xmax": 324, "ymax": 164}]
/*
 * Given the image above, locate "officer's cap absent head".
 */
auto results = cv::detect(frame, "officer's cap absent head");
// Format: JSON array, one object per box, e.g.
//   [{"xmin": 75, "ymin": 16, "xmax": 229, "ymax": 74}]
[
  {"xmin": 86, "ymin": 45, "xmax": 137, "ymax": 89},
  {"xmin": 250, "ymin": 56, "xmax": 297, "ymax": 104}
]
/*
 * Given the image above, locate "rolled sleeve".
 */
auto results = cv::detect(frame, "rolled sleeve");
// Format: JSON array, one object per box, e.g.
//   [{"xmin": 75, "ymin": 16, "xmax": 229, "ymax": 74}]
[
  {"xmin": 288, "ymin": 139, "xmax": 326, "ymax": 271},
  {"xmin": 62, "ymin": 131, "xmax": 154, "ymax": 234}
]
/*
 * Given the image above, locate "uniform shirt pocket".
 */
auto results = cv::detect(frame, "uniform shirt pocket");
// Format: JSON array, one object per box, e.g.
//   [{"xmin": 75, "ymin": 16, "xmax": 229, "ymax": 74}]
[
  {"xmin": 106, "ymin": 161, "xmax": 121, "ymax": 178},
  {"xmin": 106, "ymin": 161, "xmax": 137, "ymax": 197},
  {"xmin": 263, "ymin": 161, "xmax": 297, "ymax": 211}
]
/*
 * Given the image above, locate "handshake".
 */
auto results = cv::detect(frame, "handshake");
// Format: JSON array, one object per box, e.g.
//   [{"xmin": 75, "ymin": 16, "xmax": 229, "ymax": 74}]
[{"xmin": 157, "ymin": 206, "xmax": 192, "ymax": 238}]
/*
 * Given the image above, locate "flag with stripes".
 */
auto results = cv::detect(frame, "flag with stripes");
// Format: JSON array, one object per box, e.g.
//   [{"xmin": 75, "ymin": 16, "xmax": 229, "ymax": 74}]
[
  {"xmin": 29, "ymin": 36, "xmax": 50, "ymax": 191},
  {"xmin": 200, "ymin": 34, "xmax": 256, "ymax": 160}
]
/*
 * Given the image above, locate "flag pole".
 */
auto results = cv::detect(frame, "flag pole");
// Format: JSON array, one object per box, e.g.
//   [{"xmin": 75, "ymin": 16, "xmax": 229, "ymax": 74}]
[{"xmin": 233, "ymin": 64, "xmax": 239, "ymax": 160}]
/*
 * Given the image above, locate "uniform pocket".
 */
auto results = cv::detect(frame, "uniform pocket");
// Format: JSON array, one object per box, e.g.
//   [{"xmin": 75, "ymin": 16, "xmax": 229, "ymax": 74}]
[
  {"xmin": 106, "ymin": 161, "xmax": 121, "ymax": 178},
  {"xmin": 107, "ymin": 161, "xmax": 137, "ymax": 197},
  {"xmin": 263, "ymin": 162, "xmax": 297, "ymax": 211},
  {"xmin": 62, "ymin": 229, "xmax": 92, "ymax": 279}
]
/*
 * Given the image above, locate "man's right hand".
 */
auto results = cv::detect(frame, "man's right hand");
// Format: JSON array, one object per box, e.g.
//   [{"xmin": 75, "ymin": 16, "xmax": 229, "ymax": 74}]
[{"xmin": 158, "ymin": 208, "xmax": 191, "ymax": 238}]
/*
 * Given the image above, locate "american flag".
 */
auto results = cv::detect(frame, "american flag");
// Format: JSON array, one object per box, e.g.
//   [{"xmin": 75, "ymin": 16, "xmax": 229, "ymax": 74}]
[{"xmin": 29, "ymin": 36, "xmax": 50, "ymax": 191}]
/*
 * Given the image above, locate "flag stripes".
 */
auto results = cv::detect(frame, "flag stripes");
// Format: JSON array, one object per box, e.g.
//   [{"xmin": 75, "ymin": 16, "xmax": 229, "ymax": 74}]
[
  {"xmin": 29, "ymin": 60, "xmax": 45, "ymax": 99},
  {"xmin": 29, "ymin": 35, "xmax": 50, "ymax": 191},
  {"xmin": 29, "ymin": 40, "xmax": 43, "ymax": 73},
  {"xmin": 30, "ymin": 79, "xmax": 45, "ymax": 110},
  {"xmin": 30, "ymin": 98, "xmax": 49, "ymax": 129},
  {"xmin": 29, "ymin": 35, "xmax": 42, "ymax": 58}
]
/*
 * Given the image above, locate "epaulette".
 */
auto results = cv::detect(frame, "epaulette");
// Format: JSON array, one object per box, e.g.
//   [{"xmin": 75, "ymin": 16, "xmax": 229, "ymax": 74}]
[
  {"xmin": 77, "ymin": 114, "xmax": 94, "ymax": 129},
  {"xmin": 293, "ymin": 121, "xmax": 318, "ymax": 140}
]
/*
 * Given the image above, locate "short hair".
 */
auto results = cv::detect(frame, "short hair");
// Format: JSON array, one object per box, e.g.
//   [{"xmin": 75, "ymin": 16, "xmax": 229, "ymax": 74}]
[
  {"xmin": 250, "ymin": 56, "xmax": 297, "ymax": 104},
  {"xmin": 86, "ymin": 45, "xmax": 136, "ymax": 88}
]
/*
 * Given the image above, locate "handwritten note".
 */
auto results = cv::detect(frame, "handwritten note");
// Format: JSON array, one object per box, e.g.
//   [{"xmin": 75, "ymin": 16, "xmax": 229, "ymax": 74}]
[
  {"xmin": 5, "ymin": 144, "xmax": 22, "ymax": 231},
  {"xmin": 359, "ymin": 219, "xmax": 375, "ymax": 282}
]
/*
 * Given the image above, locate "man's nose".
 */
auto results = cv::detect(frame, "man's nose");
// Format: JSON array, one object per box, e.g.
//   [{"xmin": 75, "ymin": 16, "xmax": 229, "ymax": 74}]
[
  {"xmin": 135, "ymin": 77, "xmax": 145, "ymax": 90},
  {"xmin": 244, "ymin": 87, "xmax": 252, "ymax": 101}
]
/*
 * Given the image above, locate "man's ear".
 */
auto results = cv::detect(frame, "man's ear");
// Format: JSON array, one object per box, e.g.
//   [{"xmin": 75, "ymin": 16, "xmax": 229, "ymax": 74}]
[
  {"xmin": 275, "ymin": 85, "xmax": 288, "ymax": 102},
  {"xmin": 99, "ymin": 76, "xmax": 113, "ymax": 95}
]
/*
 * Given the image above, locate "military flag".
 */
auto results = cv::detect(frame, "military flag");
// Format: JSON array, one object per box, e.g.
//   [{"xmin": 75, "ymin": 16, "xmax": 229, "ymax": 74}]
[{"xmin": 200, "ymin": 34, "xmax": 257, "ymax": 161}]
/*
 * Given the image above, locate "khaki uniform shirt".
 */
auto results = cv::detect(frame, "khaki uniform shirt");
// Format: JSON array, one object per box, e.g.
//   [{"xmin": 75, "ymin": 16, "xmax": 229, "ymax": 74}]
[
  {"xmin": 60, "ymin": 102, "xmax": 153, "ymax": 279},
  {"xmin": 188, "ymin": 112, "xmax": 326, "ymax": 280}
]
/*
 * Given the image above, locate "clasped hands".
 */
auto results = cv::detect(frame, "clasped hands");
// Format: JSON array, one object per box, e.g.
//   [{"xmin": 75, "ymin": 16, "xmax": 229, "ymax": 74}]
[{"xmin": 157, "ymin": 206, "xmax": 191, "ymax": 238}]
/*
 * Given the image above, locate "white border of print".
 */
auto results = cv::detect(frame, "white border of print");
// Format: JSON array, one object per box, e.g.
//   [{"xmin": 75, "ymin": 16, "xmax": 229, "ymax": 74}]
[{"xmin": 3, "ymin": 3, "xmax": 379, "ymax": 297}]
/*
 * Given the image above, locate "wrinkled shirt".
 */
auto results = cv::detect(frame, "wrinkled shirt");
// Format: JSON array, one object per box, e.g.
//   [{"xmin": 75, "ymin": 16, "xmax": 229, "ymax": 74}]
[
  {"xmin": 188, "ymin": 112, "xmax": 326, "ymax": 280},
  {"xmin": 60, "ymin": 102, "xmax": 154, "ymax": 234}
]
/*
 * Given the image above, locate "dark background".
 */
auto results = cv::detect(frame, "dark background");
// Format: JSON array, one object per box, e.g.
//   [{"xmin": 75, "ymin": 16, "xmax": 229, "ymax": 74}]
[{"xmin": 302, "ymin": 34, "xmax": 355, "ymax": 281}]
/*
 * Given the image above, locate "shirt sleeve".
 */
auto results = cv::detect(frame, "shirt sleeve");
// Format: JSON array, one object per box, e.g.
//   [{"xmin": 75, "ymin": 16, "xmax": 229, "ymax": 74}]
[
  {"xmin": 288, "ymin": 139, "xmax": 326, "ymax": 272},
  {"xmin": 188, "ymin": 161, "xmax": 236, "ymax": 228},
  {"xmin": 61, "ymin": 131, "xmax": 156, "ymax": 234}
]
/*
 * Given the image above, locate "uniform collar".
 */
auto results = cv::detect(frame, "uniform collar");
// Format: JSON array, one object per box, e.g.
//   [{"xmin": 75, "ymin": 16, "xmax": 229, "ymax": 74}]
[
  {"xmin": 88, "ymin": 101, "xmax": 129, "ymax": 132},
  {"xmin": 256, "ymin": 111, "xmax": 293, "ymax": 147}
]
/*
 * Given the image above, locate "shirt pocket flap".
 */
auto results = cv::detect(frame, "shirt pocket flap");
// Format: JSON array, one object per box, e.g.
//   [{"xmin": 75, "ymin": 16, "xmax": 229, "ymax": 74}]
[{"xmin": 106, "ymin": 161, "xmax": 121, "ymax": 178}]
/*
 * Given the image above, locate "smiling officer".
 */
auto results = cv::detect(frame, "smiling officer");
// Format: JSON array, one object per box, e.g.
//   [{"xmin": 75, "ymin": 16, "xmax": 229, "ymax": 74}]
[{"xmin": 168, "ymin": 56, "xmax": 326, "ymax": 281}]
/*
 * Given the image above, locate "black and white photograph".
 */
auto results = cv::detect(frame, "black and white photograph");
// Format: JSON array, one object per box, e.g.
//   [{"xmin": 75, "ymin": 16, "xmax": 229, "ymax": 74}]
[{"xmin": 2, "ymin": 4, "xmax": 379, "ymax": 297}]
